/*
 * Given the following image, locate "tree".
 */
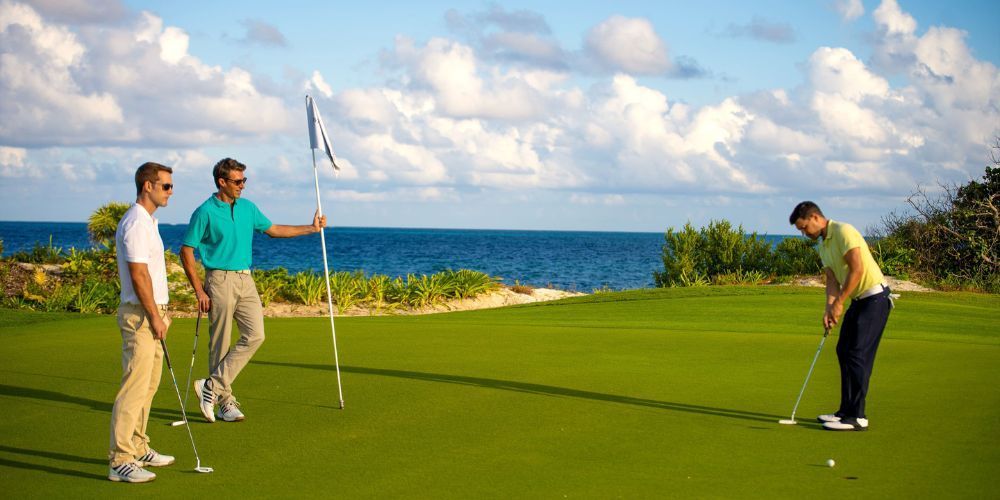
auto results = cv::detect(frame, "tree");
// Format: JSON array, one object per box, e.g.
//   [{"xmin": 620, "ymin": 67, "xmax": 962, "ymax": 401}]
[
  {"xmin": 87, "ymin": 202, "xmax": 131, "ymax": 246},
  {"xmin": 874, "ymin": 140, "xmax": 999, "ymax": 291}
]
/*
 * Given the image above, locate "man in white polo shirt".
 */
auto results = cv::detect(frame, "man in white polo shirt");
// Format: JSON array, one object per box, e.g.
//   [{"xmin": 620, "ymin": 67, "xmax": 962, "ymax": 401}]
[
  {"xmin": 108, "ymin": 162, "xmax": 176, "ymax": 483},
  {"xmin": 789, "ymin": 201, "xmax": 893, "ymax": 432}
]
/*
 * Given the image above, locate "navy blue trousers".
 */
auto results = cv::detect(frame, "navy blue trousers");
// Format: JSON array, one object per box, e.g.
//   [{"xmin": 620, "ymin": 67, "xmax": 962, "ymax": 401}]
[{"xmin": 836, "ymin": 287, "xmax": 892, "ymax": 421}]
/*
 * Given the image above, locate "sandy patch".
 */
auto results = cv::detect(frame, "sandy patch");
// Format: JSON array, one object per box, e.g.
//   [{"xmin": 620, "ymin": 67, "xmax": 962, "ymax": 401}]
[
  {"xmin": 787, "ymin": 276, "xmax": 933, "ymax": 292},
  {"xmin": 167, "ymin": 287, "xmax": 586, "ymax": 318}
]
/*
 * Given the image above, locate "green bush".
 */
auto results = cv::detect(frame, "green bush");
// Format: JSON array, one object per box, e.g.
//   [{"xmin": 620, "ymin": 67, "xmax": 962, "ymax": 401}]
[
  {"xmin": 772, "ymin": 237, "xmax": 821, "ymax": 276},
  {"xmin": 654, "ymin": 220, "xmax": 778, "ymax": 287}
]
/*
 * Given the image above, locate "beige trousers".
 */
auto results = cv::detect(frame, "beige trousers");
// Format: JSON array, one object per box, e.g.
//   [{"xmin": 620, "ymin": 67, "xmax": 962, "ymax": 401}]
[
  {"xmin": 205, "ymin": 270, "xmax": 265, "ymax": 405},
  {"xmin": 109, "ymin": 303, "xmax": 168, "ymax": 467}
]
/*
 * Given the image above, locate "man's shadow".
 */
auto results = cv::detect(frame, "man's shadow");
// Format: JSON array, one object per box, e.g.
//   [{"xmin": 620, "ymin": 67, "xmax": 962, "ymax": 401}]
[
  {"xmin": 0, "ymin": 445, "xmax": 106, "ymax": 481},
  {"xmin": 253, "ymin": 360, "xmax": 789, "ymax": 424},
  {"xmin": 0, "ymin": 383, "xmax": 179, "ymax": 420}
]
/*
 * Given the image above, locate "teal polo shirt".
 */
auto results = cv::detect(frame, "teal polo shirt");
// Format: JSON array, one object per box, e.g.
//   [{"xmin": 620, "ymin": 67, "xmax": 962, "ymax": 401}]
[{"xmin": 182, "ymin": 195, "xmax": 272, "ymax": 270}]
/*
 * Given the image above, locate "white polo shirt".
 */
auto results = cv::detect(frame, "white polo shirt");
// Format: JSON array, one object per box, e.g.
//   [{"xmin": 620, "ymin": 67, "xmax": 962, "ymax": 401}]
[{"xmin": 116, "ymin": 203, "xmax": 169, "ymax": 305}]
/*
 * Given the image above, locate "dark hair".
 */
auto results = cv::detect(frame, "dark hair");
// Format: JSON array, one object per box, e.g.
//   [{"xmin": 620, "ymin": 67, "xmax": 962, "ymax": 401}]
[
  {"xmin": 135, "ymin": 162, "xmax": 173, "ymax": 195},
  {"xmin": 789, "ymin": 201, "xmax": 823, "ymax": 225},
  {"xmin": 213, "ymin": 158, "xmax": 247, "ymax": 188}
]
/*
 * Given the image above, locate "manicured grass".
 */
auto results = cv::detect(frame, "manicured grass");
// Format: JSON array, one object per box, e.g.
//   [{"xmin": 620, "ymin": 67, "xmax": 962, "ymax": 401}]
[{"xmin": 0, "ymin": 286, "xmax": 997, "ymax": 497}]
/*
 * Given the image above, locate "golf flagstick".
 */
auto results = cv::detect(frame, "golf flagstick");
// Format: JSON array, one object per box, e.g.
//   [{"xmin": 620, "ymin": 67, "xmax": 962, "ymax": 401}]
[
  {"xmin": 778, "ymin": 327, "xmax": 831, "ymax": 425},
  {"xmin": 171, "ymin": 310, "xmax": 202, "ymax": 426},
  {"xmin": 306, "ymin": 95, "xmax": 345, "ymax": 409}
]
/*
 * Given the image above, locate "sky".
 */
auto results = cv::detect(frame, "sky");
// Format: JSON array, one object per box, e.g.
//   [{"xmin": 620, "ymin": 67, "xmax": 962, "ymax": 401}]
[{"xmin": 1, "ymin": 0, "xmax": 998, "ymax": 234}]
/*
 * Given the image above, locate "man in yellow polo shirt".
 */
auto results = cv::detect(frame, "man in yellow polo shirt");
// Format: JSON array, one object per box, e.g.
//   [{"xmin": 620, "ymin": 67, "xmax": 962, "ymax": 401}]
[{"xmin": 789, "ymin": 201, "xmax": 893, "ymax": 431}]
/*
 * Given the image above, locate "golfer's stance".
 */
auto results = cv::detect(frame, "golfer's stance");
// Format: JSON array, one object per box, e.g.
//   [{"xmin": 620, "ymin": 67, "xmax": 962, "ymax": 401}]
[
  {"xmin": 181, "ymin": 158, "xmax": 325, "ymax": 423},
  {"xmin": 108, "ymin": 162, "xmax": 176, "ymax": 482},
  {"xmin": 789, "ymin": 201, "xmax": 892, "ymax": 431}
]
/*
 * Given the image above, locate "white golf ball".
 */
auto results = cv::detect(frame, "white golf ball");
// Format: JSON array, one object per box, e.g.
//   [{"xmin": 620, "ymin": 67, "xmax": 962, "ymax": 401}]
[{"xmin": 826, "ymin": 459, "xmax": 836, "ymax": 467}]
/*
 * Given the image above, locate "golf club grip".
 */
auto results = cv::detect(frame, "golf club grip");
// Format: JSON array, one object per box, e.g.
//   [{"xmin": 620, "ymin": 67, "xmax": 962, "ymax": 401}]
[{"xmin": 159, "ymin": 339, "xmax": 171, "ymax": 367}]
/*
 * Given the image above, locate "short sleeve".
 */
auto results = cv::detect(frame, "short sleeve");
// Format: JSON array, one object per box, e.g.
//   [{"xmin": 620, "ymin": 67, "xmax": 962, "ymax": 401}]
[
  {"xmin": 182, "ymin": 207, "xmax": 208, "ymax": 248},
  {"xmin": 839, "ymin": 223, "xmax": 864, "ymax": 257},
  {"xmin": 121, "ymin": 219, "xmax": 150, "ymax": 263}
]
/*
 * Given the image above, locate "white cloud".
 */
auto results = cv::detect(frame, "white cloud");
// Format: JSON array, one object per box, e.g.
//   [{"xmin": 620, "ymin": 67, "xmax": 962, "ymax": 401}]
[
  {"xmin": 0, "ymin": 2, "xmax": 293, "ymax": 148},
  {"xmin": 584, "ymin": 16, "xmax": 671, "ymax": 75},
  {"xmin": 833, "ymin": 0, "xmax": 865, "ymax": 21},
  {"xmin": 307, "ymin": 70, "xmax": 333, "ymax": 98}
]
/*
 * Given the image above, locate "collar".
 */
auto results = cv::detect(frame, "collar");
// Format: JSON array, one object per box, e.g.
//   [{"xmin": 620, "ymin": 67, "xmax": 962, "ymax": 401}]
[
  {"xmin": 133, "ymin": 202, "xmax": 158, "ymax": 224},
  {"xmin": 209, "ymin": 194, "xmax": 239, "ymax": 208}
]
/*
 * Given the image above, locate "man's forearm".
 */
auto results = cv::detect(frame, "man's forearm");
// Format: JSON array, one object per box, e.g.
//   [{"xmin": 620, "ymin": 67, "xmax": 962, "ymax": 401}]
[
  {"xmin": 180, "ymin": 246, "xmax": 205, "ymax": 293},
  {"xmin": 266, "ymin": 224, "xmax": 319, "ymax": 238},
  {"xmin": 129, "ymin": 265, "xmax": 160, "ymax": 320}
]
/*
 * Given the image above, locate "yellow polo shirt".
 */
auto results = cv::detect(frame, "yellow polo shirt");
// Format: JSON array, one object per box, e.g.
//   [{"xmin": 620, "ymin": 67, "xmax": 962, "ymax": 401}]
[{"xmin": 818, "ymin": 220, "xmax": 884, "ymax": 299}]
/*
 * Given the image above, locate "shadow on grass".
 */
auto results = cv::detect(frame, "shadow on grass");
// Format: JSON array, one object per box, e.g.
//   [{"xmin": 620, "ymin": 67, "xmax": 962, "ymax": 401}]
[
  {"xmin": 0, "ymin": 445, "xmax": 106, "ymax": 481},
  {"xmin": 252, "ymin": 361, "xmax": 783, "ymax": 423},
  {"xmin": 0, "ymin": 384, "xmax": 179, "ymax": 420}
]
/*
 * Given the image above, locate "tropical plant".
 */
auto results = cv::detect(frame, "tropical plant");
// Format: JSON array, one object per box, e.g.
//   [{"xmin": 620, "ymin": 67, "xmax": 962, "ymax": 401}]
[
  {"xmin": 10, "ymin": 236, "xmax": 65, "ymax": 264},
  {"xmin": 445, "ymin": 269, "xmax": 500, "ymax": 299},
  {"xmin": 289, "ymin": 271, "xmax": 326, "ymax": 306},
  {"xmin": 88, "ymin": 201, "xmax": 130, "ymax": 246},
  {"xmin": 329, "ymin": 271, "xmax": 363, "ymax": 312},
  {"xmin": 510, "ymin": 280, "xmax": 534, "ymax": 295},
  {"xmin": 253, "ymin": 268, "xmax": 289, "ymax": 307}
]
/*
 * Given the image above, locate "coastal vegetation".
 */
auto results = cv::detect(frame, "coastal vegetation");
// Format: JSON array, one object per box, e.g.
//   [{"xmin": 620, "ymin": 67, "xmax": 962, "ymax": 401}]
[{"xmin": 655, "ymin": 161, "xmax": 998, "ymax": 292}]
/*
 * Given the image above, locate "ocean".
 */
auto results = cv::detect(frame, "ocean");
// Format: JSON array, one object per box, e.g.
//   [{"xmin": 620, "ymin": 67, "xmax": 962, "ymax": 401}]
[{"xmin": 0, "ymin": 221, "xmax": 788, "ymax": 291}]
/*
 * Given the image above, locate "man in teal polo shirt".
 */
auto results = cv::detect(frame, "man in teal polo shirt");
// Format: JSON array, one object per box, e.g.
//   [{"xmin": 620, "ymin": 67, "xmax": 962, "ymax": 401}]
[
  {"xmin": 180, "ymin": 158, "xmax": 326, "ymax": 423},
  {"xmin": 789, "ymin": 201, "xmax": 892, "ymax": 432}
]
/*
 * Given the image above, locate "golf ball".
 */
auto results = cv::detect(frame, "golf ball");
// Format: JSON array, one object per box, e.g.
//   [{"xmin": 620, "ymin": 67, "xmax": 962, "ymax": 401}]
[{"xmin": 826, "ymin": 459, "xmax": 836, "ymax": 468}]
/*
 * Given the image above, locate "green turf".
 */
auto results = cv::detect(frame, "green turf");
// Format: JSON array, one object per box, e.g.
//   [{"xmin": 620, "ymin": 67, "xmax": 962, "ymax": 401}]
[{"xmin": 0, "ymin": 287, "xmax": 997, "ymax": 498}]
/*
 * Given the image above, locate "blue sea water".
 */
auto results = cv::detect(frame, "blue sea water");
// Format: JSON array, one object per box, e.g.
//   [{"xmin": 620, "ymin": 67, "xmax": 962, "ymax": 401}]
[{"xmin": 0, "ymin": 221, "xmax": 788, "ymax": 291}]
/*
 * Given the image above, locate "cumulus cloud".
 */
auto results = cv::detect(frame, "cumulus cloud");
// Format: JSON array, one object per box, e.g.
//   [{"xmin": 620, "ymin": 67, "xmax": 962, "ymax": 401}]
[
  {"xmin": 0, "ymin": 1, "xmax": 293, "ymax": 148},
  {"xmin": 584, "ymin": 16, "xmax": 671, "ymax": 75},
  {"xmin": 833, "ymin": 0, "xmax": 865, "ymax": 21},
  {"xmin": 722, "ymin": 17, "xmax": 796, "ymax": 44}
]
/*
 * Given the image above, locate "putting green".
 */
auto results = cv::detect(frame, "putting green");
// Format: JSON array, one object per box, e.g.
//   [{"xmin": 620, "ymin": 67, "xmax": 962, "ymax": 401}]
[{"xmin": 0, "ymin": 286, "xmax": 997, "ymax": 497}]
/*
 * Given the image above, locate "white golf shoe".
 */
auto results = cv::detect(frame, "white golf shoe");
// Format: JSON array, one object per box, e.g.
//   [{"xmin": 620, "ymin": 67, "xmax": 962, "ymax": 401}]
[
  {"xmin": 138, "ymin": 449, "xmax": 174, "ymax": 467},
  {"xmin": 216, "ymin": 400, "xmax": 245, "ymax": 422},
  {"xmin": 194, "ymin": 379, "xmax": 216, "ymax": 423},
  {"xmin": 822, "ymin": 418, "xmax": 869, "ymax": 431},
  {"xmin": 108, "ymin": 462, "xmax": 156, "ymax": 483},
  {"xmin": 817, "ymin": 413, "xmax": 842, "ymax": 423}
]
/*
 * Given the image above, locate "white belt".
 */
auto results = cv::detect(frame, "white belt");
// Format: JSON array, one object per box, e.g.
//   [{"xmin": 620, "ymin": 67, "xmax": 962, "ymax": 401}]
[
  {"xmin": 208, "ymin": 269, "xmax": 251, "ymax": 274},
  {"xmin": 857, "ymin": 282, "xmax": 888, "ymax": 300}
]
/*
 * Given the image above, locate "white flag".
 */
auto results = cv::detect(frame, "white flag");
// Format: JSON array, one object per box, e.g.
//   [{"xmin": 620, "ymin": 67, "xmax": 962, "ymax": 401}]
[{"xmin": 306, "ymin": 94, "xmax": 340, "ymax": 172}]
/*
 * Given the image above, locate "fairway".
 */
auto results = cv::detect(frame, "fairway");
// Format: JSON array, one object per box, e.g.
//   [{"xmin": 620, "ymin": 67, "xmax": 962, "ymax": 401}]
[{"xmin": 1, "ymin": 287, "xmax": 997, "ymax": 498}]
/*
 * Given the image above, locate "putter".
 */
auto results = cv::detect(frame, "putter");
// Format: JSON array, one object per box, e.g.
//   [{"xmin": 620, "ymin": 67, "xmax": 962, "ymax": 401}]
[
  {"xmin": 171, "ymin": 311, "xmax": 202, "ymax": 427},
  {"xmin": 778, "ymin": 327, "xmax": 831, "ymax": 425},
  {"xmin": 160, "ymin": 338, "xmax": 214, "ymax": 473}
]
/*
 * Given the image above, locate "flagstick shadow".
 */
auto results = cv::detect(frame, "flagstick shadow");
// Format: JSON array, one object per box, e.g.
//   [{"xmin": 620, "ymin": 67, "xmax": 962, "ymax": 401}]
[{"xmin": 252, "ymin": 361, "xmax": 782, "ymax": 423}]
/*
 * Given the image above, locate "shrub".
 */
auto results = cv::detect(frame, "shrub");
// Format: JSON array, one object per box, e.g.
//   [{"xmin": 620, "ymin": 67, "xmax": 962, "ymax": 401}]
[
  {"xmin": 772, "ymin": 237, "xmax": 821, "ymax": 276},
  {"xmin": 88, "ymin": 201, "xmax": 130, "ymax": 246},
  {"xmin": 289, "ymin": 271, "xmax": 326, "ymax": 306},
  {"xmin": 510, "ymin": 280, "xmax": 534, "ymax": 295},
  {"xmin": 654, "ymin": 220, "xmax": 776, "ymax": 287},
  {"xmin": 253, "ymin": 268, "xmax": 289, "ymax": 307}
]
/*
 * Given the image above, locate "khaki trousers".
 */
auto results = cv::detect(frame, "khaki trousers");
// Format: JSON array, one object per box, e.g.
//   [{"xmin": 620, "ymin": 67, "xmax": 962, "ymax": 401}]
[
  {"xmin": 205, "ymin": 270, "xmax": 265, "ymax": 405},
  {"xmin": 109, "ymin": 303, "xmax": 168, "ymax": 466}
]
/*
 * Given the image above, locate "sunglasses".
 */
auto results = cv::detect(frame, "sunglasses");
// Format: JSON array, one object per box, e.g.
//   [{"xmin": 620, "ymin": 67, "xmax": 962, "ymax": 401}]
[
  {"xmin": 155, "ymin": 182, "xmax": 174, "ymax": 191},
  {"xmin": 224, "ymin": 177, "xmax": 248, "ymax": 186}
]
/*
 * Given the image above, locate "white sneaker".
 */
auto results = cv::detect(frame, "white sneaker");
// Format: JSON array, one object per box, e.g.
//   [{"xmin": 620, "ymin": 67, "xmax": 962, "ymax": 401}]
[
  {"xmin": 216, "ymin": 400, "xmax": 245, "ymax": 422},
  {"xmin": 817, "ymin": 413, "xmax": 841, "ymax": 423},
  {"xmin": 194, "ymin": 379, "xmax": 216, "ymax": 423},
  {"xmin": 108, "ymin": 462, "xmax": 156, "ymax": 483},
  {"xmin": 823, "ymin": 418, "xmax": 869, "ymax": 431},
  {"xmin": 138, "ymin": 449, "xmax": 174, "ymax": 467}
]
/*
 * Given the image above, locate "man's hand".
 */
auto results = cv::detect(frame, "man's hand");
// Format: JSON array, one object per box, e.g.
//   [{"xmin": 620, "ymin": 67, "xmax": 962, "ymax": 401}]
[
  {"xmin": 824, "ymin": 299, "xmax": 844, "ymax": 329},
  {"xmin": 151, "ymin": 315, "xmax": 170, "ymax": 340},
  {"xmin": 312, "ymin": 210, "xmax": 327, "ymax": 233},
  {"xmin": 196, "ymin": 289, "xmax": 211, "ymax": 313}
]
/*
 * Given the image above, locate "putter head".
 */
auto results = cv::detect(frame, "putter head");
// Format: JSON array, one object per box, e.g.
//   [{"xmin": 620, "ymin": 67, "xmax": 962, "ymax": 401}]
[
  {"xmin": 195, "ymin": 466, "xmax": 214, "ymax": 473},
  {"xmin": 778, "ymin": 419, "xmax": 797, "ymax": 425},
  {"xmin": 170, "ymin": 420, "xmax": 185, "ymax": 427}
]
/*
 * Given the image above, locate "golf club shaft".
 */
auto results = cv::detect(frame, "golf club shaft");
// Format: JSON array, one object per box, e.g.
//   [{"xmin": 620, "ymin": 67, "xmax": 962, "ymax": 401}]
[
  {"xmin": 160, "ymin": 339, "xmax": 205, "ymax": 465},
  {"xmin": 179, "ymin": 311, "xmax": 201, "ymax": 412},
  {"xmin": 787, "ymin": 328, "xmax": 831, "ymax": 420}
]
